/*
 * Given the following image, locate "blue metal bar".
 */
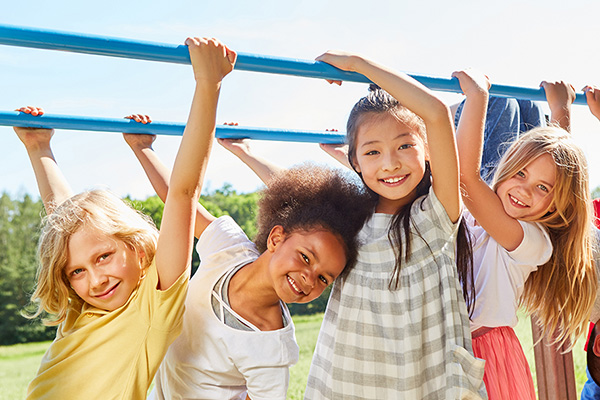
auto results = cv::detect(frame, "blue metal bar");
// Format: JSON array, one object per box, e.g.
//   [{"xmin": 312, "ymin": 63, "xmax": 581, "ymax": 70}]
[
  {"xmin": 0, "ymin": 24, "xmax": 587, "ymax": 105},
  {"xmin": 0, "ymin": 111, "xmax": 347, "ymax": 143}
]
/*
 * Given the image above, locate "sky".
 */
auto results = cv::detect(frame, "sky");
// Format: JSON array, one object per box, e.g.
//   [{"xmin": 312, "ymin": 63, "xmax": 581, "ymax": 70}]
[{"xmin": 1, "ymin": 0, "xmax": 600, "ymax": 199}]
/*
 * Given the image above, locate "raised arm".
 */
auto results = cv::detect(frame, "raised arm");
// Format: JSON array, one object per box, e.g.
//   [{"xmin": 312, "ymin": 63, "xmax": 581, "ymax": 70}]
[
  {"xmin": 13, "ymin": 106, "xmax": 73, "ymax": 214},
  {"xmin": 454, "ymin": 70, "xmax": 526, "ymax": 250},
  {"xmin": 123, "ymin": 121, "xmax": 215, "ymax": 238},
  {"xmin": 541, "ymin": 80, "xmax": 576, "ymax": 132},
  {"xmin": 316, "ymin": 52, "xmax": 460, "ymax": 221},
  {"xmin": 154, "ymin": 37, "xmax": 236, "ymax": 290},
  {"xmin": 217, "ymin": 138, "xmax": 283, "ymax": 184}
]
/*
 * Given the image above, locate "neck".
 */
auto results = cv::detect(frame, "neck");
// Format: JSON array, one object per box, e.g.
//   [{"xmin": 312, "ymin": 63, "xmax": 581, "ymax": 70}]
[
  {"xmin": 376, "ymin": 192, "xmax": 417, "ymax": 214},
  {"xmin": 227, "ymin": 255, "xmax": 284, "ymax": 331}
]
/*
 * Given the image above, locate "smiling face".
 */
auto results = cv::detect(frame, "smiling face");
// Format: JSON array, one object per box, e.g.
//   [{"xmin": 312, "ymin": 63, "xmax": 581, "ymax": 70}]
[
  {"xmin": 495, "ymin": 153, "xmax": 557, "ymax": 221},
  {"xmin": 352, "ymin": 114, "xmax": 427, "ymax": 214},
  {"xmin": 65, "ymin": 227, "xmax": 144, "ymax": 311},
  {"xmin": 267, "ymin": 226, "xmax": 347, "ymax": 304}
]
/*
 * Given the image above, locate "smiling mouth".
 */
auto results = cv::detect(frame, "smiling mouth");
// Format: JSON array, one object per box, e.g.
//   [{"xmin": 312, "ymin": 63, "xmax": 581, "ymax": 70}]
[
  {"xmin": 509, "ymin": 194, "xmax": 528, "ymax": 207},
  {"xmin": 287, "ymin": 276, "xmax": 304, "ymax": 296},
  {"xmin": 94, "ymin": 282, "xmax": 119, "ymax": 299},
  {"xmin": 381, "ymin": 175, "xmax": 407, "ymax": 185}
]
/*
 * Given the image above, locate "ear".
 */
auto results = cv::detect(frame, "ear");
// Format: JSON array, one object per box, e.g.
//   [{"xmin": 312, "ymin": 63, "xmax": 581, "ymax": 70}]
[
  {"xmin": 350, "ymin": 158, "xmax": 361, "ymax": 174},
  {"xmin": 593, "ymin": 331, "xmax": 600, "ymax": 357},
  {"xmin": 137, "ymin": 249, "xmax": 146, "ymax": 266},
  {"xmin": 266, "ymin": 225, "xmax": 286, "ymax": 253}
]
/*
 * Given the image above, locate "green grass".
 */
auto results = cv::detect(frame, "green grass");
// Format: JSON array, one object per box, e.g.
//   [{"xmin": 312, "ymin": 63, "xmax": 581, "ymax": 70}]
[
  {"xmin": 0, "ymin": 341, "xmax": 50, "ymax": 400},
  {"xmin": 0, "ymin": 313, "xmax": 590, "ymax": 399}
]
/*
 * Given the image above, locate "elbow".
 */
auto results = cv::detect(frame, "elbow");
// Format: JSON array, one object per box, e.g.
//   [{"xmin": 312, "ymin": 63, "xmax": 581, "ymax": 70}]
[{"xmin": 425, "ymin": 100, "xmax": 453, "ymax": 128}]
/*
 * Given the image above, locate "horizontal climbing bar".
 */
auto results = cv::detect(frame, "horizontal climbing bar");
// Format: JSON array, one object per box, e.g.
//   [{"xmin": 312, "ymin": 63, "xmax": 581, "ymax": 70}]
[
  {"xmin": 0, "ymin": 24, "xmax": 587, "ymax": 105},
  {"xmin": 0, "ymin": 111, "xmax": 346, "ymax": 143}
]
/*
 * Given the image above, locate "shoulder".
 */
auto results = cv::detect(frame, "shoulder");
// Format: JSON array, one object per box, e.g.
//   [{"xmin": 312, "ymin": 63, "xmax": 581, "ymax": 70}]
[
  {"xmin": 505, "ymin": 221, "xmax": 552, "ymax": 265},
  {"xmin": 196, "ymin": 216, "xmax": 258, "ymax": 258},
  {"xmin": 411, "ymin": 187, "xmax": 458, "ymax": 234}
]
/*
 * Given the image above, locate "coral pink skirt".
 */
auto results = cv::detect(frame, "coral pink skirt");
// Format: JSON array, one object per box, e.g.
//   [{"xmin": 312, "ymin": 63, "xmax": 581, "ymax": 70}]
[{"xmin": 472, "ymin": 326, "xmax": 536, "ymax": 400}]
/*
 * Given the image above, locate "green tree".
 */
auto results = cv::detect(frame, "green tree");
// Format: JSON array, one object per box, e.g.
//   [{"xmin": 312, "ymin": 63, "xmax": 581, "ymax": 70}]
[{"xmin": 0, "ymin": 193, "xmax": 55, "ymax": 344}]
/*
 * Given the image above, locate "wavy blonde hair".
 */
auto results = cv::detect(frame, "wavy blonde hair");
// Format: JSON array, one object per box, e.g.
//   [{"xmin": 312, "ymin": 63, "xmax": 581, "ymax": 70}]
[
  {"xmin": 25, "ymin": 190, "xmax": 158, "ymax": 326},
  {"xmin": 492, "ymin": 126, "xmax": 597, "ymax": 349}
]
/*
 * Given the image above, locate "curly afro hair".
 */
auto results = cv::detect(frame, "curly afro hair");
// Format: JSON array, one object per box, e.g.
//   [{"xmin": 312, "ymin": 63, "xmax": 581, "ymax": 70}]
[{"xmin": 254, "ymin": 163, "xmax": 375, "ymax": 273}]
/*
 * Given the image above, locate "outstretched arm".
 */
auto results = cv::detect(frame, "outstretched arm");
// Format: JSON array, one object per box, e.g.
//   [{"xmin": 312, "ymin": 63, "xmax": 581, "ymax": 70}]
[
  {"xmin": 541, "ymin": 80, "xmax": 576, "ymax": 132},
  {"xmin": 217, "ymin": 138, "xmax": 283, "ymax": 184},
  {"xmin": 316, "ymin": 52, "xmax": 460, "ymax": 221},
  {"xmin": 154, "ymin": 37, "xmax": 236, "ymax": 290},
  {"xmin": 453, "ymin": 70, "xmax": 524, "ymax": 251},
  {"xmin": 13, "ymin": 106, "xmax": 73, "ymax": 214}
]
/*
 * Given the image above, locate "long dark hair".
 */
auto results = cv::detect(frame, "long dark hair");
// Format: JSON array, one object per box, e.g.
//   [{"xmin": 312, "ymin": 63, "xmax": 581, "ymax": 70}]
[{"xmin": 346, "ymin": 84, "xmax": 475, "ymax": 315}]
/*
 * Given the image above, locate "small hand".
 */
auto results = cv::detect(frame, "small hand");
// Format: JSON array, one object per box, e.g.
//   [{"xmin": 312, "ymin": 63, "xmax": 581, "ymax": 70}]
[
  {"xmin": 13, "ymin": 106, "xmax": 54, "ymax": 149},
  {"xmin": 583, "ymin": 85, "xmax": 600, "ymax": 122},
  {"xmin": 315, "ymin": 50, "xmax": 362, "ymax": 74},
  {"xmin": 185, "ymin": 37, "xmax": 237, "ymax": 84},
  {"xmin": 541, "ymin": 80, "xmax": 576, "ymax": 112},
  {"xmin": 319, "ymin": 143, "xmax": 350, "ymax": 168},
  {"xmin": 123, "ymin": 114, "xmax": 156, "ymax": 149},
  {"xmin": 217, "ymin": 138, "xmax": 252, "ymax": 158},
  {"xmin": 451, "ymin": 69, "xmax": 490, "ymax": 97},
  {"xmin": 125, "ymin": 113, "xmax": 152, "ymax": 124}
]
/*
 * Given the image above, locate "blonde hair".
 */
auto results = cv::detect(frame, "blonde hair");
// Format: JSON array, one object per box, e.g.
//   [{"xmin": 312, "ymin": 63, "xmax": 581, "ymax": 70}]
[
  {"xmin": 25, "ymin": 190, "xmax": 158, "ymax": 326},
  {"xmin": 492, "ymin": 126, "xmax": 597, "ymax": 348}
]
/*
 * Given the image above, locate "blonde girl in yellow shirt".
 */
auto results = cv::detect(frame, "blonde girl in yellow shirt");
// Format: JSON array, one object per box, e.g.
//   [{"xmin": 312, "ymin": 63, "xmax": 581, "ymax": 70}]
[{"xmin": 16, "ymin": 37, "xmax": 236, "ymax": 399}]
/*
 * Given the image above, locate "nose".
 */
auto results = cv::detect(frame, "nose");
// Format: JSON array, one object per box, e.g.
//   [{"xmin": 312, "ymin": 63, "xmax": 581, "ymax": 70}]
[
  {"xmin": 518, "ymin": 184, "xmax": 533, "ymax": 200},
  {"xmin": 88, "ymin": 268, "xmax": 108, "ymax": 290},
  {"xmin": 301, "ymin": 267, "xmax": 317, "ymax": 290},
  {"xmin": 381, "ymin": 151, "xmax": 400, "ymax": 172}
]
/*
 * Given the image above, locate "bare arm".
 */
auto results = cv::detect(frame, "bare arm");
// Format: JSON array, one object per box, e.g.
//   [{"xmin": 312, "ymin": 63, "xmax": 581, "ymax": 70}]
[
  {"xmin": 123, "ymin": 127, "xmax": 215, "ymax": 238},
  {"xmin": 217, "ymin": 138, "xmax": 283, "ymax": 184},
  {"xmin": 13, "ymin": 106, "xmax": 73, "ymax": 214},
  {"xmin": 316, "ymin": 52, "xmax": 460, "ymax": 221},
  {"xmin": 453, "ymin": 70, "xmax": 524, "ymax": 251},
  {"xmin": 154, "ymin": 37, "xmax": 236, "ymax": 290},
  {"xmin": 541, "ymin": 80, "xmax": 576, "ymax": 132}
]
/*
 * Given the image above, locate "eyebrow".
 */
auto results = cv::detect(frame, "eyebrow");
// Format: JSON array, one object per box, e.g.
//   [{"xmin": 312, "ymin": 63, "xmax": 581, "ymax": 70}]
[{"xmin": 359, "ymin": 132, "xmax": 412, "ymax": 148}]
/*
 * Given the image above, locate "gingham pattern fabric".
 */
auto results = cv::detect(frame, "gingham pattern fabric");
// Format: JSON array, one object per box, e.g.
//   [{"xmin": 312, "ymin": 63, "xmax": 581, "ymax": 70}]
[{"xmin": 305, "ymin": 189, "xmax": 486, "ymax": 400}]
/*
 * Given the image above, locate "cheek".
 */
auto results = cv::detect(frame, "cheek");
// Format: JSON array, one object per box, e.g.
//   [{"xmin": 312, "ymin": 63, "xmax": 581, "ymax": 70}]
[{"xmin": 69, "ymin": 280, "xmax": 88, "ymax": 298}]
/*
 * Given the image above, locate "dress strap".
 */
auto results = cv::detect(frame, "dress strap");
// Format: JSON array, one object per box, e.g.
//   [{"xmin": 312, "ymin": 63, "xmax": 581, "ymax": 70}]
[{"xmin": 211, "ymin": 274, "xmax": 261, "ymax": 332}]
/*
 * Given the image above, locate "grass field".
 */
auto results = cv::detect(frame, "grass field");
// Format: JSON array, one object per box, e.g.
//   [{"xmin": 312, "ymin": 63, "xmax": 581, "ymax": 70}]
[{"xmin": 0, "ymin": 313, "xmax": 590, "ymax": 400}]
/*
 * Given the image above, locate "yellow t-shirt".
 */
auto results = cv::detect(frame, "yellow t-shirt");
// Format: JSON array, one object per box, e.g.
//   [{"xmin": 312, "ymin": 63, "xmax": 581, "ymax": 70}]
[{"xmin": 26, "ymin": 260, "xmax": 188, "ymax": 400}]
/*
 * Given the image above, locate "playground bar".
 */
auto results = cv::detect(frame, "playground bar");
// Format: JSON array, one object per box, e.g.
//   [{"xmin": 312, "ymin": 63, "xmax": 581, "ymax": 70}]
[
  {"xmin": 0, "ymin": 24, "xmax": 587, "ymax": 105},
  {"xmin": 0, "ymin": 111, "xmax": 347, "ymax": 143}
]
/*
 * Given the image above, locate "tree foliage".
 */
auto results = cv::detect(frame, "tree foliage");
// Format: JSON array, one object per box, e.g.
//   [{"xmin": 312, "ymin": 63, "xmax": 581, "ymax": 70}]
[{"xmin": 0, "ymin": 193, "xmax": 55, "ymax": 344}]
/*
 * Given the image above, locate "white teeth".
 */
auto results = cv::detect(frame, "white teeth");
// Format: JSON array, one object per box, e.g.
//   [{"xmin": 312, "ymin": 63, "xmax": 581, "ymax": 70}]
[
  {"xmin": 510, "ymin": 195, "xmax": 527, "ymax": 207},
  {"xmin": 383, "ymin": 176, "xmax": 404, "ymax": 184},
  {"xmin": 287, "ymin": 276, "xmax": 302, "ymax": 295}
]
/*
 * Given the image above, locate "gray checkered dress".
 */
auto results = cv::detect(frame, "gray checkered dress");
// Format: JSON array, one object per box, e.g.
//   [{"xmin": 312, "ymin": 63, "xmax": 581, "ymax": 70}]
[{"xmin": 305, "ymin": 189, "xmax": 487, "ymax": 399}]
